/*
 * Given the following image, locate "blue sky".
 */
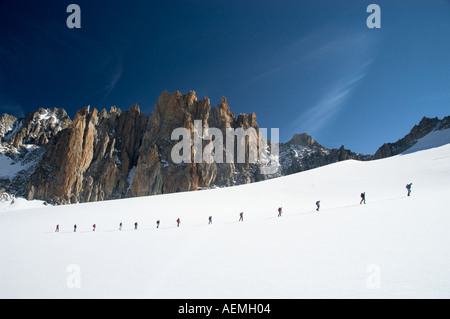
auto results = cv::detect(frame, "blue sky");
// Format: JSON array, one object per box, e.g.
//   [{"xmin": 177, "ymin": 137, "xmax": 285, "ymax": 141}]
[{"xmin": 0, "ymin": 0, "xmax": 449, "ymax": 154}]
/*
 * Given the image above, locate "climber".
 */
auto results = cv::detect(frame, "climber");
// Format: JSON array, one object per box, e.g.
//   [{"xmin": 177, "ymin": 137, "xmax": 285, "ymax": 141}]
[{"xmin": 406, "ymin": 183, "xmax": 413, "ymax": 197}]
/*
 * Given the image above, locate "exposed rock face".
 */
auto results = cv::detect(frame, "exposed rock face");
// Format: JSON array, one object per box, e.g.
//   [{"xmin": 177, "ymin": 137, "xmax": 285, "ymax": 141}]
[
  {"xmin": 1, "ymin": 109, "xmax": 71, "ymax": 198},
  {"xmin": 1, "ymin": 91, "xmax": 448, "ymax": 206},
  {"xmin": 0, "ymin": 114, "xmax": 17, "ymax": 141},
  {"xmin": 27, "ymin": 105, "xmax": 148, "ymax": 204},
  {"xmin": 13, "ymin": 91, "xmax": 270, "ymax": 204},
  {"xmin": 131, "ymin": 91, "xmax": 265, "ymax": 198},
  {"xmin": 373, "ymin": 116, "xmax": 450, "ymax": 160}
]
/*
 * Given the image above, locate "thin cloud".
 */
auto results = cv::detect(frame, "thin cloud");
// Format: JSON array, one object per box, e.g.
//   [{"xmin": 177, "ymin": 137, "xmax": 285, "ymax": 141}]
[
  {"xmin": 296, "ymin": 71, "xmax": 368, "ymax": 137},
  {"xmin": 95, "ymin": 51, "xmax": 125, "ymax": 101},
  {"xmin": 101, "ymin": 63, "xmax": 124, "ymax": 100},
  {"xmin": 287, "ymin": 27, "xmax": 380, "ymax": 138}
]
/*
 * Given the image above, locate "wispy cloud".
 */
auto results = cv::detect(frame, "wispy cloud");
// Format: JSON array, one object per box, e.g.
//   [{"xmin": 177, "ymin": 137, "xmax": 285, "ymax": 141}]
[
  {"xmin": 94, "ymin": 49, "xmax": 126, "ymax": 101},
  {"xmin": 286, "ymin": 27, "xmax": 380, "ymax": 137},
  {"xmin": 100, "ymin": 62, "xmax": 124, "ymax": 100},
  {"xmin": 295, "ymin": 70, "xmax": 369, "ymax": 137}
]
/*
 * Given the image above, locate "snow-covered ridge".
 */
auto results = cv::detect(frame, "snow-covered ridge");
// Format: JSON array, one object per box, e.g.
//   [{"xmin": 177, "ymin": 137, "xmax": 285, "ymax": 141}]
[{"xmin": 402, "ymin": 128, "xmax": 450, "ymax": 154}]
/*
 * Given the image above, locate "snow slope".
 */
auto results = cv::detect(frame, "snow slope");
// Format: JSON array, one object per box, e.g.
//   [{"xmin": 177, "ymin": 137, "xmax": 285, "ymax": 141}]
[
  {"xmin": 1, "ymin": 142, "xmax": 450, "ymax": 298},
  {"xmin": 403, "ymin": 128, "xmax": 450, "ymax": 154}
]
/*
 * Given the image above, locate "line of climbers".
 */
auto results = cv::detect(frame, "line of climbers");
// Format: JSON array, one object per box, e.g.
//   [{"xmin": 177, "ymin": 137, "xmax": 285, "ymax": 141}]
[{"xmin": 54, "ymin": 183, "xmax": 413, "ymax": 233}]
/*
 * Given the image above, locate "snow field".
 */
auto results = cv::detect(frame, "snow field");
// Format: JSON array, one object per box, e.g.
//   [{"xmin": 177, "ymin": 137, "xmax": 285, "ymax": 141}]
[{"xmin": 0, "ymin": 142, "xmax": 449, "ymax": 298}]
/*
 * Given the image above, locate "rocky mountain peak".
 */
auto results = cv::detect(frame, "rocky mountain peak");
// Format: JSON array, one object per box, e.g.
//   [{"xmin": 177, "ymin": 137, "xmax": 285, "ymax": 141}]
[
  {"xmin": 1, "ymin": 107, "xmax": 71, "ymax": 148},
  {"xmin": 286, "ymin": 133, "xmax": 323, "ymax": 149}
]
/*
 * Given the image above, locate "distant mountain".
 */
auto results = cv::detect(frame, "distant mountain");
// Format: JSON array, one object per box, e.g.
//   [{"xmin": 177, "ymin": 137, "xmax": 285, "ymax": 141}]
[
  {"xmin": 0, "ymin": 91, "xmax": 448, "ymax": 205},
  {"xmin": 373, "ymin": 116, "xmax": 450, "ymax": 159},
  {"xmin": 279, "ymin": 133, "xmax": 372, "ymax": 176}
]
